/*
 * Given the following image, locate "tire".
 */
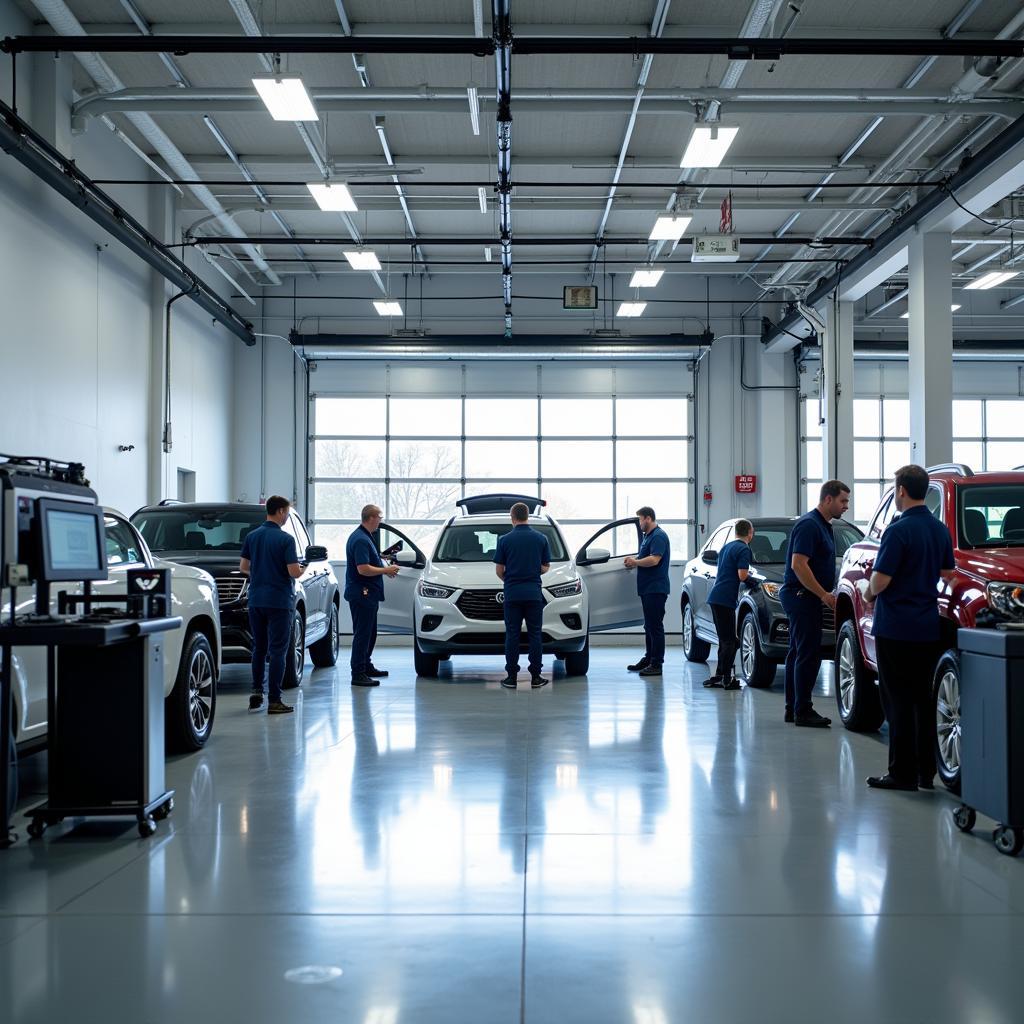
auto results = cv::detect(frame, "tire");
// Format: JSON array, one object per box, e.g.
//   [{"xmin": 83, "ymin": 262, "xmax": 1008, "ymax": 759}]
[
  {"xmin": 281, "ymin": 609, "xmax": 306, "ymax": 690},
  {"xmin": 166, "ymin": 631, "xmax": 217, "ymax": 753},
  {"xmin": 933, "ymin": 649, "xmax": 962, "ymax": 794},
  {"xmin": 738, "ymin": 613, "xmax": 777, "ymax": 689},
  {"xmin": 414, "ymin": 637, "xmax": 440, "ymax": 677},
  {"xmin": 309, "ymin": 603, "xmax": 340, "ymax": 668},
  {"xmin": 6, "ymin": 711, "xmax": 16, "ymax": 824},
  {"xmin": 681, "ymin": 599, "xmax": 711, "ymax": 663},
  {"xmin": 564, "ymin": 635, "xmax": 590, "ymax": 676},
  {"xmin": 834, "ymin": 621, "xmax": 884, "ymax": 731}
]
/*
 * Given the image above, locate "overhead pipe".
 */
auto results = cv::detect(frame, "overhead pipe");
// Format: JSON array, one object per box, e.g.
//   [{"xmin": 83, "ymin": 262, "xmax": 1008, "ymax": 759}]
[
  {"xmin": 0, "ymin": 99, "xmax": 254, "ymax": 345},
  {"xmin": 493, "ymin": 0, "xmax": 513, "ymax": 336}
]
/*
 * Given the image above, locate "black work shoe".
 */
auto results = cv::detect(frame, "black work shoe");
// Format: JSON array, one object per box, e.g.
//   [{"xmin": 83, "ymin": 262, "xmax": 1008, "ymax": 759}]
[
  {"xmin": 703, "ymin": 675, "xmax": 724, "ymax": 689},
  {"xmin": 267, "ymin": 701, "xmax": 294, "ymax": 715},
  {"xmin": 531, "ymin": 675, "xmax": 549, "ymax": 689},
  {"xmin": 501, "ymin": 674, "xmax": 518, "ymax": 689},
  {"xmin": 918, "ymin": 777, "xmax": 935, "ymax": 790},
  {"xmin": 638, "ymin": 664, "xmax": 663, "ymax": 677},
  {"xmin": 867, "ymin": 774, "xmax": 917, "ymax": 791},
  {"xmin": 794, "ymin": 709, "xmax": 831, "ymax": 728},
  {"xmin": 351, "ymin": 674, "xmax": 379, "ymax": 687},
  {"xmin": 784, "ymin": 708, "xmax": 794, "ymax": 723},
  {"xmin": 722, "ymin": 678, "xmax": 741, "ymax": 691},
  {"xmin": 248, "ymin": 693, "xmax": 264, "ymax": 713},
  {"xmin": 366, "ymin": 664, "xmax": 389, "ymax": 678},
  {"xmin": 627, "ymin": 657, "xmax": 650, "ymax": 672}
]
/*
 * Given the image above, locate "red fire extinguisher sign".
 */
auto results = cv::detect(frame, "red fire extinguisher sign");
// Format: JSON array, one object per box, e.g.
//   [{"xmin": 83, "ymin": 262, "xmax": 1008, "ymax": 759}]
[{"xmin": 735, "ymin": 475, "xmax": 757, "ymax": 494}]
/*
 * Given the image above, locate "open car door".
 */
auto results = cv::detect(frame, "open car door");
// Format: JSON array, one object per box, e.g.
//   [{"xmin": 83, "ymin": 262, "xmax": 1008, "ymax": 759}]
[
  {"xmin": 575, "ymin": 518, "xmax": 646, "ymax": 632},
  {"xmin": 374, "ymin": 523, "xmax": 427, "ymax": 634}
]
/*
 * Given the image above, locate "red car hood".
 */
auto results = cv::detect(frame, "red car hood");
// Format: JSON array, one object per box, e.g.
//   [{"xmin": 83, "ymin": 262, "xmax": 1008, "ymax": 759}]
[{"xmin": 957, "ymin": 546, "xmax": 1024, "ymax": 585}]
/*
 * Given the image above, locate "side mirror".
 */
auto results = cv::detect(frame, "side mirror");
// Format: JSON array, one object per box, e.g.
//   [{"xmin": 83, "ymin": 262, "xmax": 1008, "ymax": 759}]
[
  {"xmin": 305, "ymin": 544, "xmax": 329, "ymax": 563},
  {"xmin": 579, "ymin": 546, "xmax": 611, "ymax": 566},
  {"xmin": 394, "ymin": 548, "xmax": 418, "ymax": 566},
  {"xmin": 701, "ymin": 549, "xmax": 719, "ymax": 565}
]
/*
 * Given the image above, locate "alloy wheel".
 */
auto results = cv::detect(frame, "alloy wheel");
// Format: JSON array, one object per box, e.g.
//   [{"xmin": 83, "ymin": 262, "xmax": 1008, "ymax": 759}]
[
  {"xmin": 330, "ymin": 608, "xmax": 339, "ymax": 659},
  {"xmin": 293, "ymin": 615, "xmax": 304, "ymax": 681},
  {"xmin": 188, "ymin": 648, "xmax": 214, "ymax": 735},
  {"xmin": 683, "ymin": 605, "xmax": 694, "ymax": 653},
  {"xmin": 741, "ymin": 618, "xmax": 756, "ymax": 678},
  {"xmin": 838, "ymin": 638, "xmax": 856, "ymax": 715},
  {"xmin": 935, "ymin": 668, "xmax": 961, "ymax": 775}
]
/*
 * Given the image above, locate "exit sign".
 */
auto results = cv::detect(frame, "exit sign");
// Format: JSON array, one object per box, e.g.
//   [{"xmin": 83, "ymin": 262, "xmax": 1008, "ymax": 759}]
[{"xmin": 735, "ymin": 475, "xmax": 757, "ymax": 494}]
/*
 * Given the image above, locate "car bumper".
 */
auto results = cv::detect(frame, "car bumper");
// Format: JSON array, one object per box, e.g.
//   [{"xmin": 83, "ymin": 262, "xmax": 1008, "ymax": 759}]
[
  {"xmin": 760, "ymin": 605, "xmax": 837, "ymax": 658},
  {"xmin": 221, "ymin": 604, "xmax": 254, "ymax": 661}
]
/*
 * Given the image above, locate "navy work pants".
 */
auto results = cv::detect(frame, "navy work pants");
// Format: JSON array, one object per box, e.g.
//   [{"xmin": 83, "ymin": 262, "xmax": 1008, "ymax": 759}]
[
  {"xmin": 875, "ymin": 636, "xmax": 940, "ymax": 784},
  {"xmin": 503, "ymin": 597, "xmax": 544, "ymax": 676},
  {"xmin": 641, "ymin": 592, "xmax": 668, "ymax": 666},
  {"xmin": 349, "ymin": 596, "xmax": 380, "ymax": 678},
  {"xmin": 710, "ymin": 602, "xmax": 739, "ymax": 680},
  {"xmin": 249, "ymin": 605, "xmax": 292, "ymax": 703},
  {"xmin": 779, "ymin": 588, "xmax": 823, "ymax": 715}
]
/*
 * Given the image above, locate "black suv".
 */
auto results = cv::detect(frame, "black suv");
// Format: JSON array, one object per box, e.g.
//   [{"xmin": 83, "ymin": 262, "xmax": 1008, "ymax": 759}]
[
  {"xmin": 680, "ymin": 517, "xmax": 863, "ymax": 687},
  {"xmin": 132, "ymin": 502, "xmax": 340, "ymax": 686}
]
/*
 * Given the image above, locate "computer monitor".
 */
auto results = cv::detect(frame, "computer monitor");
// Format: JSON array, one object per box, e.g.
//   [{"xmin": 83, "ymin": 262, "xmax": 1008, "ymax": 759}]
[{"xmin": 35, "ymin": 498, "xmax": 108, "ymax": 583}]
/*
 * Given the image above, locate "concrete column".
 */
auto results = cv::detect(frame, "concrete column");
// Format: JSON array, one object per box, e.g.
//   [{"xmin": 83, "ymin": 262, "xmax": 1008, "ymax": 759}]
[
  {"xmin": 750, "ymin": 345, "xmax": 798, "ymax": 517},
  {"xmin": 30, "ymin": 53, "xmax": 73, "ymax": 154},
  {"xmin": 821, "ymin": 300, "xmax": 855, "ymax": 510},
  {"xmin": 907, "ymin": 230, "xmax": 953, "ymax": 467}
]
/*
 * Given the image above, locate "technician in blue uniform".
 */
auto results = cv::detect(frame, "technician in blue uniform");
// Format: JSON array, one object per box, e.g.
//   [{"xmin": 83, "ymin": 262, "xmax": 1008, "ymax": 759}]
[
  {"xmin": 494, "ymin": 502, "xmax": 551, "ymax": 689},
  {"xmin": 779, "ymin": 480, "xmax": 850, "ymax": 727},
  {"xmin": 239, "ymin": 494, "xmax": 304, "ymax": 715},
  {"xmin": 705, "ymin": 519, "xmax": 753, "ymax": 691},
  {"xmin": 345, "ymin": 504, "xmax": 399, "ymax": 687},
  {"xmin": 863, "ymin": 465, "xmax": 955, "ymax": 790},
  {"xmin": 624, "ymin": 506, "xmax": 671, "ymax": 678}
]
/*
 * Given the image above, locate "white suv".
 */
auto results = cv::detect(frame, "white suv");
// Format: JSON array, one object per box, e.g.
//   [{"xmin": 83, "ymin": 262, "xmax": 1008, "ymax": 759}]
[{"xmin": 369, "ymin": 495, "xmax": 648, "ymax": 677}]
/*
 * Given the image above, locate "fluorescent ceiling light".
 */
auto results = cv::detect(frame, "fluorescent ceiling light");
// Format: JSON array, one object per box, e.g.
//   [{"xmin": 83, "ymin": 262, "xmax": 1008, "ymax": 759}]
[
  {"xmin": 629, "ymin": 267, "xmax": 664, "ymax": 288},
  {"xmin": 478, "ymin": 187, "xmax": 488, "ymax": 214},
  {"xmin": 964, "ymin": 270, "xmax": 1019, "ymax": 290},
  {"xmin": 373, "ymin": 300, "xmax": 403, "ymax": 317},
  {"xmin": 343, "ymin": 249, "xmax": 382, "ymax": 271},
  {"xmin": 467, "ymin": 86, "xmax": 480, "ymax": 136},
  {"xmin": 306, "ymin": 181, "xmax": 357, "ymax": 212},
  {"xmin": 680, "ymin": 124, "xmax": 739, "ymax": 168},
  {"xmin": 252, "ymin": 74, "xmax": 318, "ymax": 122},
  {"xmin": 649, "ymin": 215, "xmax": 692, "ymax": 241},
  {"xmin": 617, "ymin": 302, "xmax": 647, "ymax": 318},
  {"xmin": 484, "ymin": 247, "xmax": 493, "ymax": 262},
  {"xmin": 901, "ymin": 305, "xmax": 961, "ymax": 318}
]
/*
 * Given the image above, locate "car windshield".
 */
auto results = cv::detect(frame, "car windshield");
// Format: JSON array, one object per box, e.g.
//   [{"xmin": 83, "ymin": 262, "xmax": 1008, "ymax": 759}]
[
  {"xmin": 434, "ymin": 523, "xmax": 569, "ymax": 562},
  {"xmin": 745, "ymin": 519, "xmax": 862, "ymax": 564},
  {"xmin": 133, "ymin": 508, "xmax": 265, "ymax": 553},
  {"xmin": 957, "ymin": 485, "xmax": 1024, "ymax": 548}
]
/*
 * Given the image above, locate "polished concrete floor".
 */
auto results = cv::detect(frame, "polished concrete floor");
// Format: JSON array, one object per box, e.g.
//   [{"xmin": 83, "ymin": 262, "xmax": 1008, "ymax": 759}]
[{"xmin": 3, "ymin": 647, "xmax": 1024, "ymax": 1023}]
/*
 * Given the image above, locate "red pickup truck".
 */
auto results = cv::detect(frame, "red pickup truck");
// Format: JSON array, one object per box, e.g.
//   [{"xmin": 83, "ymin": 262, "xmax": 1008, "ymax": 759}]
[{"xmin": 833, "ymin": 465, "xmax": 1024, "ymax": 792}]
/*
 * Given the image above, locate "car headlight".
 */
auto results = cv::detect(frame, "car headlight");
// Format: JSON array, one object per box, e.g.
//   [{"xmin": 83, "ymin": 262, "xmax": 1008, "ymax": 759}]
[
  {"xmin": 418, "ymin": 580, "xmax": 456, "ymax": 599},
  {"xmin": 546, "ymin": 578, "xmax": 583, "ymax": 599},
  {"xmin": 761, "ymin": 581, "xmax": 782, "ymax": 600},
  {"xmin": 986, "ymin": 582, "xmax": 1024, "ymax": 619}
]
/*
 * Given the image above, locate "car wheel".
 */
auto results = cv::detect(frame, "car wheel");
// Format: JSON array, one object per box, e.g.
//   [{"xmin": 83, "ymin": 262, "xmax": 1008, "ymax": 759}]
[
  {"xmin": 834, "ymin": 621, "xmax": 884, "ymax": 731},
  {"xmin": 681, "ymin": 599, "xmax": 711, "ymax": 663},
  {"xmin": 933, "ymin": 649, "xmax": 961, "ymax": 794},
  {"xmin": 309, "ymin": 604, "xmax": 340, "ymax": 667},
  {"xmin": 281, "ymin": 610, "xmax": 306, "ymax": 690},
  {"xmin": 564, "ymin": 635, "xmax": 590, "ymax": 676},
  {"xmin": 6, "ymin": 707, "xmax": 16, "ymax": 821},
  {"xmin": 738, "ymin": 613, "xmax": 777, "ymax": 689},
  {"xmin": 166, "ymin": 631, "xmax": 217, "ymax": 753},
  {"xmin": 413, "ymin": 637, "xmax": 440, "ymax": 677}
]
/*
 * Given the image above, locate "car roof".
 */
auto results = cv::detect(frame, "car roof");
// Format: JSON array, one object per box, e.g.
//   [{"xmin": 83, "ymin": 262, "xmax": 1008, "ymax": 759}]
[{"xmin": 134, "ymin": 501, "xmax": 267, "ymax": 513}]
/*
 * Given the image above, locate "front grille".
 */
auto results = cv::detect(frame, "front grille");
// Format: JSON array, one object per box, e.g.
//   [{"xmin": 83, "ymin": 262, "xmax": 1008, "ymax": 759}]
[
  {"xmin": 456, "ymin": 589, "xmax": 506, "ymax": 621},
  {"xmin": 216, "ymin": 576, "xmax": 248, "ymax": 606}
]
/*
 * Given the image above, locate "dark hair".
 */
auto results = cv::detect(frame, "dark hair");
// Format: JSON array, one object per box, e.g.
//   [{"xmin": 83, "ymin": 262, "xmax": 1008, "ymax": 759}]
[
  {"xmin": 636, "ymin": 506, "xmax": 656, "ymax": 520},
  {"xmin": 266, "ymin": 495, "xmax": 290, "ymax": 516},
  {"xmin": 895, "ymin": 464, "xmax": 929, "ymax": 501},
  {"xmin": 510, "ymin": 502, "xmax": 530, "ymax": 522},
  {"xmin": 819, "ymin": 480, "xmax": 851, "ymax": 502},
  {"xmin": 735, "ymin": 519, "xmax": 753, "ymax": 539}
]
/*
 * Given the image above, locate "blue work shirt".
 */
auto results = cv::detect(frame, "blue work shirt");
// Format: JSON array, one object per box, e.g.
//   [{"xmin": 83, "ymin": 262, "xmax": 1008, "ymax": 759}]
[
  {"xmin": 494, "ymin": 524, "xmax": 551, "ymax": 602},
  {"xmin": 782, "ymin": 509, "xmax": 837, "ymax": 592},
  {"xmin": 345, "ymin": 525, "xmax": 385, "ymax": 603},
  {"xmin": 871, "ymin": 504, "xmax": 954, "ymax": 642},
  {"xmin": 636, "ymin": 525, "xmax": 671, "ymax": 596},
  {"xmin": 240, "ymin": 521, "xmax": 298, "ymax": 610},
  {"xmin": 708, "ymin": 539, "xmax": 752, "ymax": 608}
]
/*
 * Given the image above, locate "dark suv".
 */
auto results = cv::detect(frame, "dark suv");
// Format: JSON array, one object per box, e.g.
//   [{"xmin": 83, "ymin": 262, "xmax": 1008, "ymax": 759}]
[
  {"xmin": 132, "ymin": 502, "xmax": 340, "ymax": 686},
  {"xmin": 681, "ymin": 516, "xmax": 864, "ymax": 687},
  {"xmin": 834, "ymin": 466, "xmax": 1024, "ymax": 792}
]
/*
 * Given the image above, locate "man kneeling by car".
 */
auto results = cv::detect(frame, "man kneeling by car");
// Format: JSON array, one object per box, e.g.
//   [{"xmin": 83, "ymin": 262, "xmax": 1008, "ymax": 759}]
[{"xmin": 862, "ymin": 465, "xmax": 955, "ymax": 791}]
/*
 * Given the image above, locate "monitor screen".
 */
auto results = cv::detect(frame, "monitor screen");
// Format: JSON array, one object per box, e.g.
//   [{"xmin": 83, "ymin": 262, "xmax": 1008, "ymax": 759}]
[{"xmin": 36, "ymin": 498, "xmax": 108, "ymax": 583}]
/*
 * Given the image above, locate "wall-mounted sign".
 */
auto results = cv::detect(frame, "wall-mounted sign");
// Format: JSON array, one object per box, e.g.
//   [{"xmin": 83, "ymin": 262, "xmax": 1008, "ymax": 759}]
[
  {"xmin": 563, "ymin": 286, "xmax": 598, "ymax": 310},
  {"xmin": 735, "ymin": 474, "xmax": 757, "ymax": 494}
]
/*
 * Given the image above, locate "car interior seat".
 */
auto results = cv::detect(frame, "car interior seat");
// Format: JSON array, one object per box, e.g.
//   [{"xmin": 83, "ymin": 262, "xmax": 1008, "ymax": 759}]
[
  {"xmin": 183, "ymin": 530, "xmax": 208, "ymax": 550},
  {"xmin": 1002, "ymin": 507, "xmax": 1024, "ymax": 540},
  {"xmin": 459, "ymin": 532, "xmax": 486, "ymax": 560},
  {"xmin": 963, "ymin": 508, "xmax": 989, "ymax": 545},
  {"xmin": 748, "ymin": 534, "xmax": 774, "ymax": 563}
]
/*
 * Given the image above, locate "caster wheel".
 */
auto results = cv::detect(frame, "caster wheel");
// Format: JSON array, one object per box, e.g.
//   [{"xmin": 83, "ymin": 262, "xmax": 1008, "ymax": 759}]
[
  {"xmin": 27, "ymin": 820, "xmax": 46, "ymax": 839},
  {"xmin": 953, "ymin": 805, "xmax": 976, "ymax": 833},
  {"xmin": 993, "ymin": 826, "xmax": 1024, "ymax": 857},
  {"xmin": 138, "ymin": 817, "xmax": 157, "ymax": 839},
  {"xmin": 153, "ymin": 798, "xmax": 173, "ymax": 821}
]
